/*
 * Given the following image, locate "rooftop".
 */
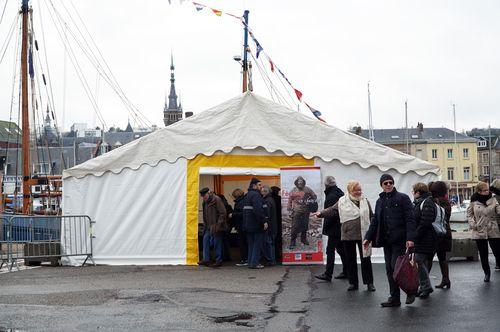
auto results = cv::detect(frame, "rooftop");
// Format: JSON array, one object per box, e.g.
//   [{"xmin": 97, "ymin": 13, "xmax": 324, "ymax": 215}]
[{"xmin": 358, "ymin": 127, "xmax": 477, "ymax": 144}]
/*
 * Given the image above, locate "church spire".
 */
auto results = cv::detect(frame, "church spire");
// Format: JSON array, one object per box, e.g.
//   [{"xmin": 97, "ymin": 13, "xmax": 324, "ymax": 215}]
[
  {"xmin": 163, "ymin": 52, "xmax": 184, "ymax": 127},
  {"xmin": 168, "ymin": 53, "xmax": 178, "ymax": 110}
]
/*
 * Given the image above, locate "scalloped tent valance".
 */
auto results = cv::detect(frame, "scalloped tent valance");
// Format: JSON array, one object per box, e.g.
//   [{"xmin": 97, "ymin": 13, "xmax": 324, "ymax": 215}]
[{"xmin": 63, "ymin": 92, "xmax": 440, "ymax": 179}]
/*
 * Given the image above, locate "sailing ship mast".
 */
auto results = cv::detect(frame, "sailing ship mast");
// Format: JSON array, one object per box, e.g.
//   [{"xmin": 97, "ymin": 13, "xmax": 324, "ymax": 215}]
[
  {"xmin": 452, "ymin": 103, "xmax": 460, "ymax": 204},
  {"xmin": 367, "ymin": 82, "xmax": 374, "ymax": 141},
  {"xmin": 21, "ymin": 0, "xmax": 31, "ymax": 214}
]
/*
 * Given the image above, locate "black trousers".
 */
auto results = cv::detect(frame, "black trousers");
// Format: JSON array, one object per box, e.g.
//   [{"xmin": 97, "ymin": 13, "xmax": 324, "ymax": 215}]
[
  {"xmin": 238, "ymin": 230, "xmax": 248, "ymax": 262},
  {"xmin": 383, "ymin": 243, "xmax": 406, "ymax": 300},
  {"xmin": 343, "ymin": 240, "xmax": 373, "ymax": 286},
  {"xmin": 475, "ymin": 238, "xmax": 500, "ymax": 275},
  {"xmin": 324, "ymin": 236, "xmax": 347, "ymax": 278}
]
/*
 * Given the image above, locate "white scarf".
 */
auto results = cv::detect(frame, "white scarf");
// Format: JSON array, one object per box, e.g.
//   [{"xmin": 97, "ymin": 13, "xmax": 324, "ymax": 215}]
[{"xmin": 338, "ymin": 195, "xmax": 372, "ymax": 257}]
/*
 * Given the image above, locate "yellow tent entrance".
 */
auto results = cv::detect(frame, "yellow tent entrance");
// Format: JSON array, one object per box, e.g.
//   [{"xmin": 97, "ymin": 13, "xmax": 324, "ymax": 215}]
[{"xmin": 186, "ymin": 154, "xmax": 314, "ymax": 264}]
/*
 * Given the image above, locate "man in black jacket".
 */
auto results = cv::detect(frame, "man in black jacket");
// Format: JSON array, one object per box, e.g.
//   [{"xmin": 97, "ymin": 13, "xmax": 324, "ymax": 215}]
[
  {"xmin": 315, "ymin": 176, "xmax": 347, "ymax": 282},
  {"xmin": 364, "ymin": 174, "xmax": 416, "ymax": 307},
  {"xmin": 243, "ymin": 178, "xmax": 268, "ymax": 269}
]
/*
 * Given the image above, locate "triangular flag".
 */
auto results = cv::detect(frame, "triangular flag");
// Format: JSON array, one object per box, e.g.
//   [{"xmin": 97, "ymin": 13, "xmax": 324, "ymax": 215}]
[
  {"xmin": 193, "ymin": 2, "xmax": 204, "ymax": 11},
  {"xmin": 269, "ymin": 59, "xmax": 274, "ymax": 72},
  {"xmin": 253, "ymin": 38, "xmax": 263, "ymax": 58},
  {"xmin": 305, "ymin": 102, "xmax": 326, "ymax": 122},
  {"xmin": 294, "ymin": 89, "xmax": 303, "ymax": 101},
  {"xmin": 212, "ymin": 8, "xmax": 222, "ymax": 16}
]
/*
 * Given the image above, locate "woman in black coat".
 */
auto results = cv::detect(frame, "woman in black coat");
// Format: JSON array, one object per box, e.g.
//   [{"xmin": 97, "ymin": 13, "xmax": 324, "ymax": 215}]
[
  {"xmin": 230, "ymin": 189, "xmax": 247, "ymax": 266},
  {"xmin": 412, "ymin": 183, "xmax": 437, "ymax": 299},
  {"xmin": 429, "ymin": 181, "xmax": 452, "ymax": 289}
]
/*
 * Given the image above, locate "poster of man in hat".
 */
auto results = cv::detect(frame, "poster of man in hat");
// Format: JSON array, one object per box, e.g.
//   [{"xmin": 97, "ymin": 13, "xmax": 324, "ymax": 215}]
[{"xmin": 280, "ymin": 166, "xmax": 323, "ymax": 264}]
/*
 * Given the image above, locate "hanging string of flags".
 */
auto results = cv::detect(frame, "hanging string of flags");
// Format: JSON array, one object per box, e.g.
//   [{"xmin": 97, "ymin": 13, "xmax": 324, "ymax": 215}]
[{"xmin": 168, "ymin": 0, "xmax": 326, "ymax": 123}]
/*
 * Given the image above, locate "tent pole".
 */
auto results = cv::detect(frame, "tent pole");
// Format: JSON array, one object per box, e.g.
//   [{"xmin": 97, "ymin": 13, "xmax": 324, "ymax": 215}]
[{"xmin": 242, "ymin": 10, "xmax": 249, "ymax": 93}]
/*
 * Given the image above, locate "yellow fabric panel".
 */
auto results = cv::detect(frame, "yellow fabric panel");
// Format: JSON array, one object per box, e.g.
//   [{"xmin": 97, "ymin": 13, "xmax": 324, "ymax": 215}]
[{"xmin": 185, "ymin": 154, "xmax": 314, "ymax": 265}]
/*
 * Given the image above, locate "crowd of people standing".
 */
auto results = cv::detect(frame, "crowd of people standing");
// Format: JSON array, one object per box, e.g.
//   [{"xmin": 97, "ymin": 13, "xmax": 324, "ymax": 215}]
[
  {"xmin": 197, "ymin": 173, "xmax": 500, "ymax": 307},
  {"xmin": 198, "ymin": 177, "xmax": 280, "ymax": 269},
  {"xmin": 315, "ymin": 174, "xmax": 500, "ymax": 307}
]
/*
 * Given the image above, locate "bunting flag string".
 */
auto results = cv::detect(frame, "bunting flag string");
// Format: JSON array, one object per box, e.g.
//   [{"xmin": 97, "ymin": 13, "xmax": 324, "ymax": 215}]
[
  {"xmin": 246, "ymin": 23, "xmax": 327, "ymax": 123},
  {"xmin": 187, "ymin": 1, "xmax": 242, "ymax": 20},
  {"xmin": 177, "ymin": 0, "xmax": 327, "ymax": 123}
]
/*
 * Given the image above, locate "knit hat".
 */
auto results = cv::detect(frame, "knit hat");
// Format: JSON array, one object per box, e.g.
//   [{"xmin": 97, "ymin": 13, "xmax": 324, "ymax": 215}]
[
  {"xmin": 379, "ymin": 174, "xmax": 394, "ymax": 186},
  {"xmin": 249, "ymin": 177, "xmax": 261, "ymax": 187},
  {"xmin": 491, "ymin": 179, "xmax": 500, "ymax": 195},
  {"xmin": 199, "ymin": 187, "xmax": 210, "ymax": 196}
]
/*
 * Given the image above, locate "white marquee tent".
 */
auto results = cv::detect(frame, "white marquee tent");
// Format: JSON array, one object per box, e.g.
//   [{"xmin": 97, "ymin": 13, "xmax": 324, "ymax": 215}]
[{"xmin": 62, "ymin": 92, "xmax": 440, "ymax": 265}]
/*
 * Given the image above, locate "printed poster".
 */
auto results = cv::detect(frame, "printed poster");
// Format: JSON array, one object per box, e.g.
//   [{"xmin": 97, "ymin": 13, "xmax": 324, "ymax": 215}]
[{"xmin": 280, "ymin": 166, "xmax": 323, "ymax": 265}]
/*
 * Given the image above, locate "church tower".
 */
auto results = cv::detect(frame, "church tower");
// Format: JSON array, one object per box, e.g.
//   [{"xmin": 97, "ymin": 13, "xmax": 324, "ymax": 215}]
[{"xmin": 163, "ymin": 54, "xmax": 184, "ymax": 126}]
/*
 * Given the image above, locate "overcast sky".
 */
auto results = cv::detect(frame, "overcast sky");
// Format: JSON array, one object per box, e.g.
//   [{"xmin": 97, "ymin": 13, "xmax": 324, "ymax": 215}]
[{"xmin": 0, "ymin": 0, "xmax": 499, "ymax": 132}]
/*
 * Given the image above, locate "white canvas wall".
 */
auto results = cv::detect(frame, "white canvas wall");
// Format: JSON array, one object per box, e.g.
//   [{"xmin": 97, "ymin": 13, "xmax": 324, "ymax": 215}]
[{"xmin": 62, "ymin": 159, "xmax": 187, "ymax": 265}]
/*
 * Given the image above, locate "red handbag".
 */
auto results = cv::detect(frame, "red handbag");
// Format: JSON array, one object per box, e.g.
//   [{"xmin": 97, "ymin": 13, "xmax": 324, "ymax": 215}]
[{"xmin": 393, "ymin": 250, "xmax": 419, "ymax": 295}]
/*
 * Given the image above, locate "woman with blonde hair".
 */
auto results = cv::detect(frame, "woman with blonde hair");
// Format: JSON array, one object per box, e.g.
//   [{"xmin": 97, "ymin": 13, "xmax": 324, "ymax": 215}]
[
  {"xmin": 315, "ymin": 180, "xmax": 375, "ymax": 291},
  {"xmin": 467, "ymin": 181, "xmax": 500, "ymax": 282}
]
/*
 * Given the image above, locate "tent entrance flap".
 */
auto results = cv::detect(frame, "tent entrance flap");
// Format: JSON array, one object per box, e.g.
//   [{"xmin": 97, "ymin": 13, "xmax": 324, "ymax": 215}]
[{"xmin": 186, "ymin": 154, "xmax": 314, "ymax": 265}]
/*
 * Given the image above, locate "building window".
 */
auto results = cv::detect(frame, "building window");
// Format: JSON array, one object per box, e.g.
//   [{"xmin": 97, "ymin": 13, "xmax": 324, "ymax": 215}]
[
  {"xmin": 33, "ymin": 163, "xmax": 50, "ymax": 175},
  {"xmin": 431, "ymin": 149, "xmax": 438, "ymax": 159},
  {"xmin": 463, "ymin": 148, "xmax": 469, "ymax": 158},
  {"xmin": 482, "ymin": 165, "xmax": 489, "ymax": 176},
  {"xmin": 477, "ymin": 140, "xmax": 487, "ymax": 148},
  {"xmin": 481, "ymin": 152, "xmax": 489, "ymax": 163},
  {"xmin": 464, "ymin": 167, "xmax": 470, "ymax": 180},
  {"xmin": 447, "ymin": 167, "xmax": 454, "ymax": 181},
  {"xmin": 447, "ymin": 148, "xmax": 453, "ymax": 159}
]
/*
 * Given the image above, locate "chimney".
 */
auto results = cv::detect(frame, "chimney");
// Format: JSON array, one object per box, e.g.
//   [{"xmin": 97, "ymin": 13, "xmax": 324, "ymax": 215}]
[
  {"xmin": 417, "ymin": 122, "xmax": 424, "ymax": 132},
  {"xmin": 353, "ymin": 126, "xmax": 362, "ymax": 136}
]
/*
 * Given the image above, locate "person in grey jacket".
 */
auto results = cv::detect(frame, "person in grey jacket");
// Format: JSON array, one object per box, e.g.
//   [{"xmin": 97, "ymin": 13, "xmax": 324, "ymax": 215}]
[{"xmin": 467, "ymin": 181, "xmax": 500, "ymax": 282}]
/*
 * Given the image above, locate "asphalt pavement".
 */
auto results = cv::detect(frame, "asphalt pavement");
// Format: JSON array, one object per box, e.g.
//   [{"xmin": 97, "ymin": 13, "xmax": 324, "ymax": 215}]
[{"xmin": 0, "ymin": 258, "xmax": 498, "ymax": 331}]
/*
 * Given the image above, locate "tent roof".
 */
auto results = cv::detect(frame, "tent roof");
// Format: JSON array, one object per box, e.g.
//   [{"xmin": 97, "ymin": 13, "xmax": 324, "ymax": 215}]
[{"xmin": 63, "ymin": 92, "xmax": 440, "ymax": 179}]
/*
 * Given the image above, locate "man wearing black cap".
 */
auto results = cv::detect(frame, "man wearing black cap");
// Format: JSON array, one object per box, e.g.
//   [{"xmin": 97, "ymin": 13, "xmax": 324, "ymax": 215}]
[
  {"xmin": 364, "ymin": 174, "xmax": 416, "ymax": 307},
  {"xmin": 198, "ymin": 187, "xmax": 227, "ymax": 268},
  {"xmin": 243, "ymin": 177, "xmax": 268, "ymax": 269}
]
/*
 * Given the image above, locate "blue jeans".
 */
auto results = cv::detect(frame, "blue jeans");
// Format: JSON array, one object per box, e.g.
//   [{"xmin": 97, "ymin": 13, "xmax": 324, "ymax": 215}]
[
  {"xmin": 265, "ymin": 233, "xmax": 276, "ymax": 264},
  {"xmin": 415, "ymin": 253, "xmax": 433, "ymax": 293},
  {"xmin": 247, "ymin": 232, "xmax": 264, "ymax": 268},
  {"xmin": 203, "ymin": 232, "xmax": 222, "ymax": 263}
]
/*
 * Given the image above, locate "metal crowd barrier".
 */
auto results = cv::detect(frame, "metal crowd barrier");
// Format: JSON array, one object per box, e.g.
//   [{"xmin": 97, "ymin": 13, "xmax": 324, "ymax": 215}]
[
  {"xmin": 0, "ymin": 216, "xmax": 8, "ymax": 269},
  {"xmin": 0, "ymin": 215, "xmax": 95, "ymax": 271}
]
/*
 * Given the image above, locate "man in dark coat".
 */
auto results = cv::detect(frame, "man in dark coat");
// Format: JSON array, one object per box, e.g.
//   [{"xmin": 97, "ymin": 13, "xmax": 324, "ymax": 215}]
[
  {"xmin": 230, "ymin": 189, "xmax": 247, "ymax": 266},
  {"xmin": 412, "ymin": 182, "xmax": 437, "ymax": 299},
  {"xmin": 243, "ymin": 178, "xmax": 268, "ymax": 269},
  {"xmin": 315, "ymin": 176, "xmax": 347, "ymax": 282},
  {"xmin": 364, "ymin": 174, "xmax": 416, "ymax": 307},
  {"xmin": 198, "ymin": 188, "xmax": 227, "ymax": 268}
]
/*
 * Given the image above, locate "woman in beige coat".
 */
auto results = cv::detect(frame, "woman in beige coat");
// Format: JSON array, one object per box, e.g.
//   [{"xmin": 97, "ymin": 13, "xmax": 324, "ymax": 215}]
[
  {"xmin": 315, "ymin": 180, "xmax": 375, "ymax": 292},
  {"xmin": 467, "ymin": 182, "xmax": 500, "ymax": 282}
]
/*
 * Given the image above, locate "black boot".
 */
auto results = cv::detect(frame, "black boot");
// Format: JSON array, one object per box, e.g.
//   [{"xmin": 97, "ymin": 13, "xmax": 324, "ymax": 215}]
[{"xmin": 435, "ymin": 261, "xmax": 451, "ymax": 289}]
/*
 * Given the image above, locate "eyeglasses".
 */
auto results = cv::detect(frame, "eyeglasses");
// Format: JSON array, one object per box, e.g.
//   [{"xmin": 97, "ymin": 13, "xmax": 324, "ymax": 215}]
[{"xmin": 382, "ymin": 181, "xmax": 394, "ymax": 186}]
